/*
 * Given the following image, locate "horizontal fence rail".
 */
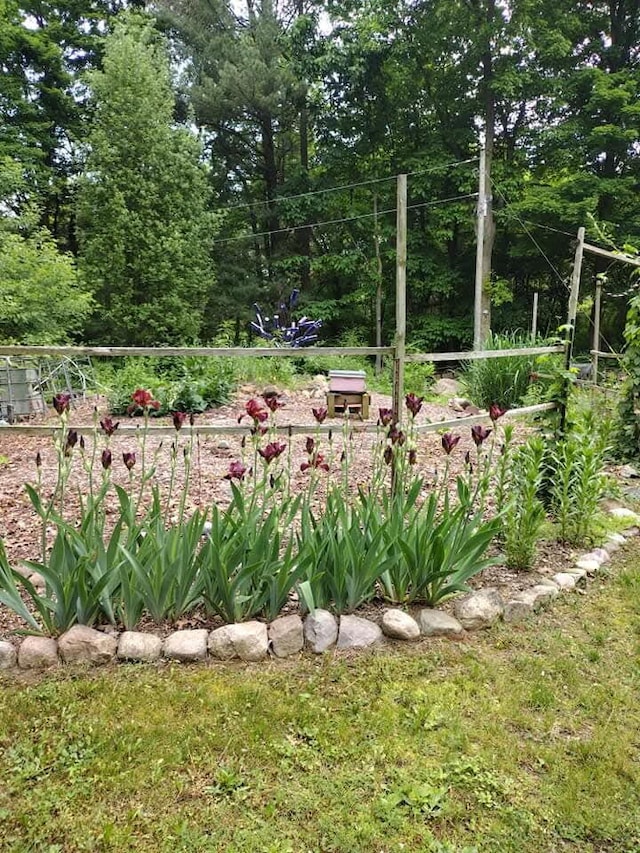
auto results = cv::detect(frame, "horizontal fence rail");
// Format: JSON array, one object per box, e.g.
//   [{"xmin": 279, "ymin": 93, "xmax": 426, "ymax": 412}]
[
  {"xmin": 590, "ymin": 349, "xmax": 622, "ymax": 360},
  {"xmin": 405, "ymin": 344, "xmax": 565, "ymax": 363},
  {"xmin": 0, "ymin": 403, "xmax": 557, "ymax": 438},
  {"xmin": 0, "ymin": 345, "xmax": 394, "ymax": 359}
]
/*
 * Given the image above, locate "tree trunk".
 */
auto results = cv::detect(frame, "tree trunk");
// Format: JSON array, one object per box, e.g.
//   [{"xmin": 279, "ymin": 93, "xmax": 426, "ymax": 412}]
[{"xmin": 480, "ymin": 0, "xmax": 496, "ymax": 342}]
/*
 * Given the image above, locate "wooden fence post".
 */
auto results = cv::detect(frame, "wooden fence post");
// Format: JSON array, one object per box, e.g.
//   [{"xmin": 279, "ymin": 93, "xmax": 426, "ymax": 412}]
[
  {"xmin": 592, "ymin": 279, "xmax": 602, "ymax": 384},
  {"xmin": 392, "ymin": 174, "xmax": 407, "ymax": 425},
  {"xmin": 560, "ymin": 226, "xmax": 585, "ymax": 432}
]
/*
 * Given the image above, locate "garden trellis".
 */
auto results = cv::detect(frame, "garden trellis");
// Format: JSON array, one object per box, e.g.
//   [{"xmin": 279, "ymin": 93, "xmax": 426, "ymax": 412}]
[{"xmin": 0, "ymin": 174, "xmax": 571, "ymax": 438}]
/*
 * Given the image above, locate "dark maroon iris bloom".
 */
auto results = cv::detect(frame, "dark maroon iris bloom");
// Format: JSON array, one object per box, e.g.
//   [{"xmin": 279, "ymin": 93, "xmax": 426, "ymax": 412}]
[
  {"xmin": 312, "ymin": 407, "xmax": 328, "ymax": 424},
  {"xmin": 224, "ymin": 461, "xmax": 247, "ymax": 481},
  {"xmin": 122, "ymin": 451, "xmax": 136, "ymax": 471},
  {"xmin": 388, "ymin": 425, "xmax": 406, "ymax": 446},
  {"xmin": 305, "ymin": 436, "xmax": 315, "ymax": 455},
  {"xmin": 101, "ymin": 449, "xmax": 112, "ymax": 470},
  {"xmin": 79, "ymin": 435, "xmax": 85, "ymax": 451},
  {"xmin": 35, "ymin": 452, "xmax": 42, "ymax": 468},
  {"xmin": 265, "ymin": 396, "xmax": 285, "ymax": 413},
  {"xmin": 471, "ymin": 425, "xmax": 492, "ymax": 447},
  {"xmin": 64, "ymin": 430, "xmax": 78, "ymax": 456},
  {"xmin": 464, "ymin": 450, "xmax": 472, "ymax": 466},
  {"xmin": 405, "ymin": 393, "xmax": 424, "ymax": 418},
  {"xmin": 131, "ymin": 389, "xmax": 160, "ymax": 411},
  {"xmin": 258, "ymin": 441, "xmax": 287, "ymax": 464},
  {"xmin": 250, "ymin": 425, "xmax": 268, "ymax": 437},
  {"xmin": 441, "ymin": 432, "xmax": 461, "ymax": 455},
  {"xmin": 100, "ymin": 417, "xmax": 119, "ymax": 436},
  {"xmin": 378, "ymin": 408, "xmax": 394, "ymax": 427},
  {"xmin": 408, "ymin": 448, "xmax": 417, "ymax": 465},
  {"xmin": 489, "ymin": 404, "xmax": 508, "ymax": 422},
  {"xmin": 243, "ymin": 399, "xmax": 268, "ymax": 422},
  {"xmin": 171, "ymin": 411, "xmax": 188, "ymax": 431},
  {"xmin": 301, "ymin": 453, "xmax": 329, "ymax": 473},
  {"xmin": 383, "ymin": 445, "xmax": 393, "ymax": 465},
  {"xmin": 52, "ymin": 393, "xmax": 71, "ymax": 415}
]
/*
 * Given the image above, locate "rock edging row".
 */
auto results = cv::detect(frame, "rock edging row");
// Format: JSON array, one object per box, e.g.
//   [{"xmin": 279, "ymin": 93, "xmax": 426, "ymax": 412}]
[{"xmin": 0, "ymin": 518, "xmax": 637, "ymax": 673}]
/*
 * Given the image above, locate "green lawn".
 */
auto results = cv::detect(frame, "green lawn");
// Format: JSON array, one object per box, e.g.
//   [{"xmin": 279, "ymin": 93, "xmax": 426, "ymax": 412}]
[{"xmin": 1, "ymin": 555, "xmax": 640, "ymax": 853}]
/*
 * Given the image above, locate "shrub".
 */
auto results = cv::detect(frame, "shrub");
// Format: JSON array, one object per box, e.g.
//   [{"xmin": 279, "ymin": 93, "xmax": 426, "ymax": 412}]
[{"xmin": 461, "ymin": 331, "xmax": 540, "ymax": 409}]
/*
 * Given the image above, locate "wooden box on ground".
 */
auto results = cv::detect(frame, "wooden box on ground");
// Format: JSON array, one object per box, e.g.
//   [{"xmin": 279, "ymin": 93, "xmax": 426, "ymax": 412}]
[{"xmin": 327, "ymin": 370, "xmax": 369, "ymax": 418}]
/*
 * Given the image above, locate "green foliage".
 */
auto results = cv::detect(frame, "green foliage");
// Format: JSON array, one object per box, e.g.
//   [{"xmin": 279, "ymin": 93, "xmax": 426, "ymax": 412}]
[
  {"xmin": 296, "ymin": 489, "xmax": 392, "ymax": 614},
  {"xmin": 547, "ymin": 410, "xmax": 611, "ymax": 545},
  {"xmin": 503, "ymin": 437, "xmax": 547, "ymax": 571},
  {"xmin": 197, "ymin": 485, "xmax": 302, "ymax": 623},
  {"xmin": 380, "ymin": 479, "xmax": 500, "ymax": 606},
  {"xmin": 461, "ymin": 331, "xmax": 549, "ymax": 409},
  {"xmin": 76, "ymin": 13, "xmax": 214, "ymax": 346},
  {"xmin": 118, "ymin": 490, "xmax": 207, "ymax": 627}
]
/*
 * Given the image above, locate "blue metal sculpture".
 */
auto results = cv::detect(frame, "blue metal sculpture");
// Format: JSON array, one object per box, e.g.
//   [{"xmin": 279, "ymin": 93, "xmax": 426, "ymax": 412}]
[{"xmin": 250, "ymin": 289, "xmax": 322, "ymax": 347}]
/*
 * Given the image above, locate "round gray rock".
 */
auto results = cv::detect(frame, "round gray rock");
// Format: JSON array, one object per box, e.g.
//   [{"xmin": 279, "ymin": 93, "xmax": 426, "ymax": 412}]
[
  {"xmin": 227, "ymin": 621, "xmax": 269, "ymax": 662},
  {"xmin": 381, "ymin": 609, "xmax": 420, "ymax": 640},
  {"xmin": 208, "ymin": 625, "xmax": 236, "ymax": 660},
  {"xmin": 58, "ymin": 625, "xmax": 117, "ymax": 666},
  {"xmin": 552, "ymin": 572, "xmax": 577, "ymax": 590},
  {"xmin": 417, "ymin": 609, "xmax": 465, "ymax": 638},
  {"xmin": 453, "ymin": 588, "xmax": 504, "ymax": 630},
  {"xmin": 269, "ymin": 615, "xmax": 304, "ymax": 658},
  {"xmin": 163, "ymin": 629, "xmax": 208, "ymax": 662},
  {"xmin": 0, "ymin": 640, "xmax": 17, "ymax": 670},
  {"xmin": 117, "ymin": 631, "xmax": 162, "ymax": 663},
  {"xmin": 18, "ymin": 636, "xmax": 59, "ymax": 669},
  {"xmin": 337, "ymin": 615, "xmax": 383, "ymax": 649},
  {"xmin": 304, "ymin": 609, "xmax": 338, "ymax": 653}
]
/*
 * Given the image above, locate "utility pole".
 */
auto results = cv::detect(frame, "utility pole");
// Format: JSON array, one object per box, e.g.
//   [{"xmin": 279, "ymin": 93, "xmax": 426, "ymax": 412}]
[{"xmin": 473, "ymin": 146, "xmax": 487, "ymax": 350}]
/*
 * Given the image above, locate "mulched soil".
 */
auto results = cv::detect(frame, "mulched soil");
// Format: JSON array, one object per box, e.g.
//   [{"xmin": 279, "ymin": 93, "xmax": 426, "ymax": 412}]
[{"xmin": 0, "ymin": 384, "xmax": 614, "ymax": 639}]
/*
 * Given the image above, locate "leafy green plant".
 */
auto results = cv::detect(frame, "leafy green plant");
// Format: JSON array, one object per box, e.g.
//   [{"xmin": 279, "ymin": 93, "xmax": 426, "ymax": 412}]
[
  {"xmin": 547, "ymin": 411, "xmax": 610, "ymax": 545},
  {"xmin": 117, "ymin": 489, "xmax": 208, "ymax": 627},
  {"xmin": 380, "ymin": 479, "xmax": 500, "ymax": 605},
  {"xmin": 197, "ymin": 485, "xmax": 302, "ymax": 623},
  {"xmin": 296, "ymin": 489, "xmax": 391, "ymax": 614},
  {"xmin": 461, "ymin": 331, "xmax": 542, "ymax": 409},
  {"xmin": 503, "ymin": 437, "xmax": 546, "ymax": 571}
]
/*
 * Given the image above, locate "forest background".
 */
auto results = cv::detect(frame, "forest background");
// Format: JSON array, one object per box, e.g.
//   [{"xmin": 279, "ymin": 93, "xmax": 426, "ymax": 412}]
[{"xmin": 1, "ymin": 0, "xmax": 639, "ymax": 356}]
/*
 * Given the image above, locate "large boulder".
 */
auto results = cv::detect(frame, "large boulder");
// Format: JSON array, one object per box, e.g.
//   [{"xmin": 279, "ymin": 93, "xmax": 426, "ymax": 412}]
[{"xmin": 58, "ymin": 625, "xmax": 117, "ymax": 666}]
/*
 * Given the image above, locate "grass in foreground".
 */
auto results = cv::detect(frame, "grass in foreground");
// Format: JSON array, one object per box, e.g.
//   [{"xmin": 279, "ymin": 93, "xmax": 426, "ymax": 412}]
[{"xmin": 1, "ymin": 554, "xmax": 640, "ymax": 853}]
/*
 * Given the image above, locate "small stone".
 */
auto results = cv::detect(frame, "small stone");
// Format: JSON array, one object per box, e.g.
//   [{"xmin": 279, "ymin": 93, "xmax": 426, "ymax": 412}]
[
  {"xmin": 18, "ymin": 636, "xmax": 58, "ymax": 669},
  {"xmin": 565, "ymin": 569, "xmax": 587, "ymax": 588},
  {"xmin": 226, "ymin": 622, "xmax": 268, "ymax": 662},
  {"xmin": 450, "ymin": 396, "xmax": 473, "ymax": 412},
  {"xmin": 304, "ymin": 610, "xmax": 338, "ymax": 653},
  {"xmin": 433, "ymin": 378, "xmax": 461, "ymax": 397},
  {"xmin": 208, "ymin": 626, "xmax": 236, "ymax": 660},
  {"xmin": 529, "ymin": 583, "xmax": 559, "ymax": 604},
  {"xmin": 575, "ymin": 556, "xmax": 601, "ymax": 574},
  {"xmin": 417, "ymin": 609, "xmax": 465, "ymax": 638},
  {"xmin": 216, "ymin": 440, "xmax": 231, "ymax": 451},
  {"xmin": 28, "ymin": 572, "xmax": 46, "ymax": 591},
  {"xmin": 0, "ymin": 640, "xmax": 17, "ymax": 670},
  {"xmin": 591, "ymin": 548, "xmax": 610, "ymax": 564},
  {"xmin": 624, "ymin": 526, "xmax": 640, "ymax": 537},
  {"xmin": 163, "ymin": 629, "xmax": 208, "ymax": 662},
  {"xmin": 610, "ymin": 506, "xmax": 639, "ymax": 520},
  {"xmin": 552, "ymin": 572, "xmax": 577, "ymax": 590},
  {"xmin": 608, "ymin": 532, "xmax": 626, "ymax": 545},
  {"xmin": 117, "ymin": 631, "xmax": 162, "ymax": 663},
  {"xmin": 619, "ymin": 464, "xmax": 639, "ymax": 479},
  {"xmin": 381, "ymin": 609, "xmax": 421, "ymax": 641},
  {"xmin": 58, "ymin": 625, "xmax": 117, "ymax": 665},
  {"xmin": 269, "ymin": 615, "xmax": 304, "ymax": 658},
  {"xmin": 453, "ymin": 588, "xmax": 504, "ymax": 630},
  {"xmin": 337, "ymin": 615, "xmax": 383, "ymax": 649},
  {"xmin": 503, "ymin": 598, "xmax": 534, "ymax": 624}
]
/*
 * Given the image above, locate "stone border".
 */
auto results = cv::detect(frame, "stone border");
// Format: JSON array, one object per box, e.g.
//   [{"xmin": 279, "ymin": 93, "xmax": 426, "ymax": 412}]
[{"xmin": 1, "ymin": 513, "xmax": 638, "ymax": 674}]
